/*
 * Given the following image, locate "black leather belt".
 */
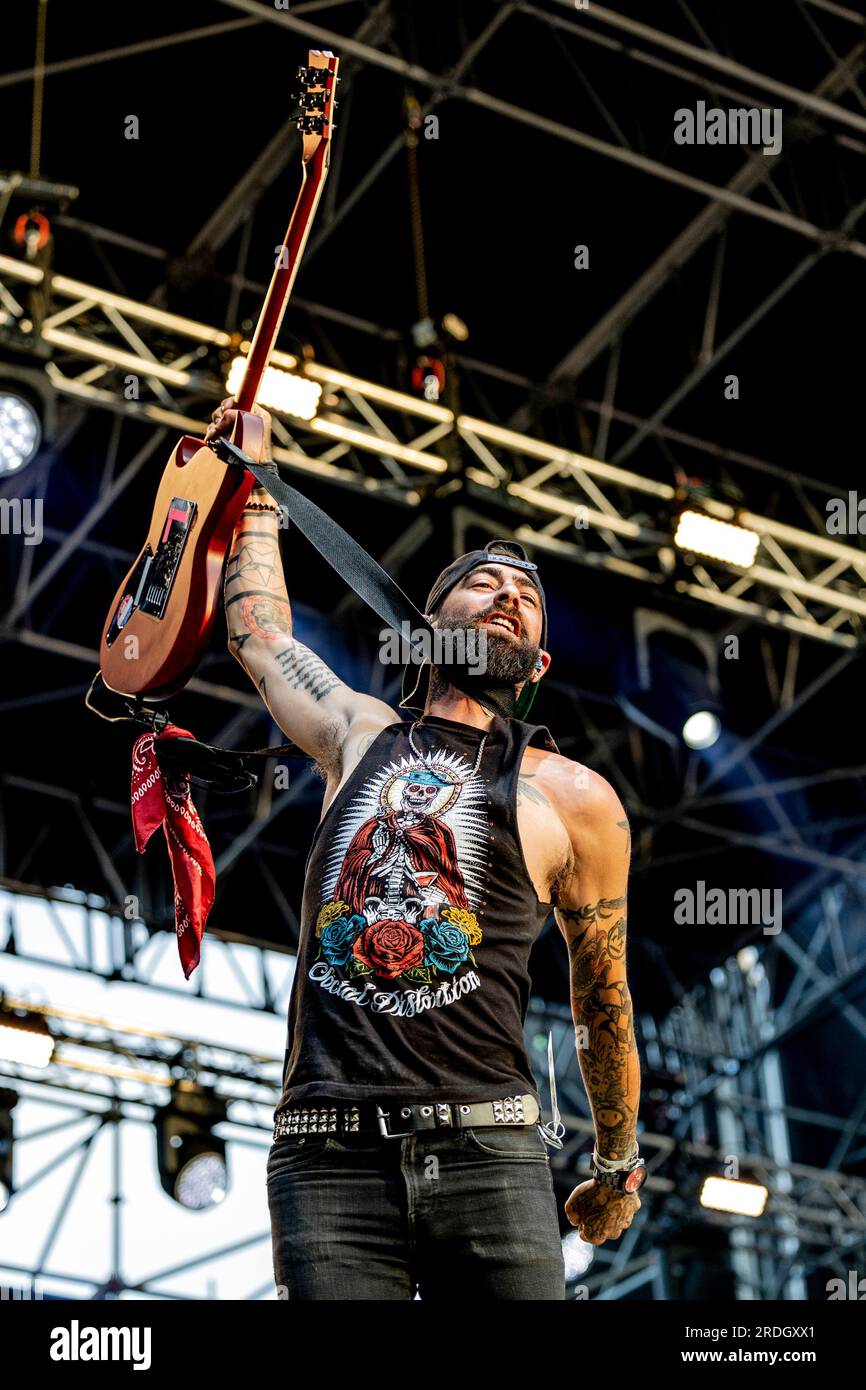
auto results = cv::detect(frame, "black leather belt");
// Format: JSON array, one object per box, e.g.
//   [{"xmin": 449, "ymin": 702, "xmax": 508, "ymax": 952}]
[{"xmin": 273, "ymin": 1093, "xmax": 540, "ymax": 1141}]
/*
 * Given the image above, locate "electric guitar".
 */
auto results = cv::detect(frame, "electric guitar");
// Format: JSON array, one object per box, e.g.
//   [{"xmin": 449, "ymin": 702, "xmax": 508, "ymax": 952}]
[{"xmin": 99, "ymin": 50, "xmax": 339, "ymax": 700}]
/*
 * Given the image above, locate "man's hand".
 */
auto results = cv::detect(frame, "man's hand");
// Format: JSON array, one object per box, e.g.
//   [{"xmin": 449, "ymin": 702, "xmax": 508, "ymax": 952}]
[
  {"xmin": 205, "ymin": 395, "xmax": 273, "ymax": 460},
  {"xmin": 565, "ymin": 1178, "xmax": 640, "ymax": 1244}
]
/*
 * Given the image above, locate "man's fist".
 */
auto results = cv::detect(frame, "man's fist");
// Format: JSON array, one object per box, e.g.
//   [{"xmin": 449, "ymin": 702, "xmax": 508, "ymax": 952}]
[
  {"xmin": 205, "ymin": 396, "xmax": 273, "ymax": 460},
  {"xmin": 565, "ymin": 1178, "xmax": 640, "ymax": 1245}
]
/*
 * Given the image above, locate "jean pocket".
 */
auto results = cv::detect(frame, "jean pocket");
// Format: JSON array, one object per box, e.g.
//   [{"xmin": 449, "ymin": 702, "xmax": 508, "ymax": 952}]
[
  {"xmin": 266, "ymin": 1135, "xmax": 334, "ymax": 1182},
  {"xmin": 461, "ymin": 1125, "xmax": 549, "ymax": 1160}
]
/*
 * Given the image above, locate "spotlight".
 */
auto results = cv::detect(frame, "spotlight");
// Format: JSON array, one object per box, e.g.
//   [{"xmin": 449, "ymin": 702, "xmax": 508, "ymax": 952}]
[
  {"xmin": 0, "ymin": 1008, "xmax": 54, "ymax": 1068},
  {"xmin": 682, "ymin": 709, "xmax": 721, "ymax": 750},
  {"xmin": 155, "ymin": 1083, "xmax": 228, "ymax": 1210},
  {"xmin": 225, "ymin": 357, "xmax": 321, "ymax": 420},
  {"xmin": 562, "ymin": 1229, "xmax": 595, "ymax": 1280},
  {"xmin": 0, "ymin": 1089, "xmax": 17, "ymax": 1212},
  {"xmin": 699, "ymin": 1174, "xmax": 768, "ymax": 1217},
  {"xmin": 0, "ymin": 392, "xmax": 41, "ymax": 475},
  {"xmin": 674, "ymin": 509, "xmax": 759, "ymax": 568},
  {"xmin": 441, "ymin": 312, "xmax": 469, "ymax": 343}
]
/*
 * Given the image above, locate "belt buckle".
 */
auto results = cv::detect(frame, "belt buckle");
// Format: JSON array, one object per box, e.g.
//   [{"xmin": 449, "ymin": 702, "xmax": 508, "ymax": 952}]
[{"xmin": 375, "ymin": 1104, "xmax": 412, "ymax": 1139}]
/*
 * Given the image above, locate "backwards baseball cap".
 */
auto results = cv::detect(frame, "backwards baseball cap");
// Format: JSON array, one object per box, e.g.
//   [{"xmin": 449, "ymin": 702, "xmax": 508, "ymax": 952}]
[{"xmin": 399, "ymin": 538, "xmax": 548, "ymax": 722}]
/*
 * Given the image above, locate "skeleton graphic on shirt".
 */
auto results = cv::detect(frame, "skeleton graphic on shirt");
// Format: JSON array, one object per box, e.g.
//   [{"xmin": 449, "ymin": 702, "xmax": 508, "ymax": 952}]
[{"xmin": 314, "ymin": 745, "xmax": 487, "ymax": 986}]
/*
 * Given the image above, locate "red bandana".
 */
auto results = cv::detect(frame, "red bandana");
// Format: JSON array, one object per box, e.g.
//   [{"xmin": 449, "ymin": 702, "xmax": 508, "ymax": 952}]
[{"xmin": 130, "ymin": 725, "xmax": 216, "ymax": 979}]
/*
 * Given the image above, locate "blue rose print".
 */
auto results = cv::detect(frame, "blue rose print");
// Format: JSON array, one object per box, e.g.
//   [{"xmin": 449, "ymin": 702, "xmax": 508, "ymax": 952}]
[
  {"xmin": 421, "ymin": 918, "xmax": 471, "ymax": 974},
  {"xmin": 321, "ymin": 913, "xmax": 366, "ymax": 966}
]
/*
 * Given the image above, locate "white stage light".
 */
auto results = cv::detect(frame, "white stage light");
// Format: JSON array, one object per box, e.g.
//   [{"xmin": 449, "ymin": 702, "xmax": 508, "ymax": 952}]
[
  {"xmin": 0, "ymin": 393, "xmax": 41, "ymax": 474},
  {"xmin": 225, "ymin": 358, "xmax": 322, "ymax": 420},
  {"xmin": 700, "ymin": 1175, "xmax": 768, "ymax": 1217},
  {"xmin": 0, "ymin": 1013, "xmax": 54, "ymax": 1068},
  {"xmin": 674, "ymin": 509, "xmax": 759, "ymax": 567},
  {"xmin": 175, "ymin": 1152, "xmax": 228, "ymax": 1211},
  {"xmin": 562, "ymin": 1229, "xmax": 595, "ymax": 1280},
  {"xmin": 682, "ymin": 710, "xmax": 721, "ymax": 749}
]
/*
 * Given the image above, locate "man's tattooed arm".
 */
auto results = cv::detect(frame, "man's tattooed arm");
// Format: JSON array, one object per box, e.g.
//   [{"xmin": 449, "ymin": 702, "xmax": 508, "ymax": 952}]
[
  {"xmin": 223, "ymin": 498, "xmax": 396, "ymax": 770},
  {"xmin": 556, "ymin": 895, "xmax": 640, "ymax": 1161},
  {"xmin": 553, "ymin": 777, "xmax": 639, "ymax": 1162}
]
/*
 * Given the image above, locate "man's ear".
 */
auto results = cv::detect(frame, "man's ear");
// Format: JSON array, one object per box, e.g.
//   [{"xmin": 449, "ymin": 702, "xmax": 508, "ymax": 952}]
[{"xmin": 531, "ymin": 649, "xmax": 552, "ymax": 684}]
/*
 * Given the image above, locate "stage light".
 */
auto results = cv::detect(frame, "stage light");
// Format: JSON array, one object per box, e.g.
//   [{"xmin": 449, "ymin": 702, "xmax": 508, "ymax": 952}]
[
  {"xmin": 441, "ymin": 312, "xmax": 469, "ymax": 342},
  {"xmin": 0, "ymin": 392, "xmax": 41, "ymax": 474},
  {"xmin": 225, "ymin": 357, "xmax": 321, "ymax": 420},
  {"xmin": 682, "ymin": 709, "xmax": 721, "ymax": 750},
  {"xmin": 699, "ymin": 1175, "xmax": 768, "ymax": 1217},
  {"xmin": 175, "ymin": 1152, "xmax": 227, "ymax": 1210},
  {"xmin": 562, "ymin": 1229, "xmax": 595, "ymax": 1280},
  {"xmin": 674, "ymin": 509, "xmax": 759, "ymax": 568},
  {"xmin": 155, "ymin": 1084, "xmax": 228, "ymax": 1211},
  {"xmin": 0, "ymin": 1009, "xmax": 54, "ymax": 1068}
]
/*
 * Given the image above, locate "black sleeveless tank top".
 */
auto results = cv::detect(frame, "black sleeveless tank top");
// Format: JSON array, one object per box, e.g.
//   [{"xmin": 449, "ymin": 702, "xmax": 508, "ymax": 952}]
[{"xmin": 275, "ymin": 711, "xmax": 561, "ymax": 1113}]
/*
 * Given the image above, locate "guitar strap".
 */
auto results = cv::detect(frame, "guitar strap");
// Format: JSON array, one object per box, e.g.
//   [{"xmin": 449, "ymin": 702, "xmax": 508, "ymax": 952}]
[{"xmin": 89, "ymin": 436, "xmax": 538, "ymax": 792}]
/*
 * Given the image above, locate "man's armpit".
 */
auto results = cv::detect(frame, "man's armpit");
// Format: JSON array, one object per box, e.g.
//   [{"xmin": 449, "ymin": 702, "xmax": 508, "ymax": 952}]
[{"xmin": 311, "ymin": 713, "xmax": 346, "ymax": 782}]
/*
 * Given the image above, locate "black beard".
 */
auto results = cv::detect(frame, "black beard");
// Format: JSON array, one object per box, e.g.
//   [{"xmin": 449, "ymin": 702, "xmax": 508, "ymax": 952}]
[{"xmin": 429, "ymin": 598, "xmax": 540, "ymax": 696}]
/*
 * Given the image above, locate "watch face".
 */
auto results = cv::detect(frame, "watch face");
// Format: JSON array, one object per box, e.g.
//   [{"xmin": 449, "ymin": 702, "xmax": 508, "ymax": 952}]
[{"xmin": 624, "ymin": 1165, "xmax": 646, "ymax": 1193}]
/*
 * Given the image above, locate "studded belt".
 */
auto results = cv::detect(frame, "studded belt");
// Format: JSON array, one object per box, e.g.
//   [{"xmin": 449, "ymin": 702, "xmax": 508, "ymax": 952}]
[{"xmin": 273, "ymin": 1092, "xmax": 540, "ymax": 1141}]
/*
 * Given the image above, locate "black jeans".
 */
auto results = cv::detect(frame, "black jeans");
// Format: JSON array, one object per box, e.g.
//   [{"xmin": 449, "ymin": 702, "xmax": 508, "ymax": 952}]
[{"xmin": 266, "ymin": 1121, "xmax": 566, "ymax": 1300}]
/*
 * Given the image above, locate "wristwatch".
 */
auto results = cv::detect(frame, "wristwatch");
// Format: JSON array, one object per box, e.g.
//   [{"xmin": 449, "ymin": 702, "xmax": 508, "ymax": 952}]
[{"xmin": 590, "ymin": 1145, "xmax": 647, "ymax": 1194}]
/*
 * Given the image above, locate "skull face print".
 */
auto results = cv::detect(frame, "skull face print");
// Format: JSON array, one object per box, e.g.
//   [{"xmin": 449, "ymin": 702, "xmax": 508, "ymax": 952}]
[{"xmin": 402, "ymin": 779, "xmax": 440, "ymax": 812}]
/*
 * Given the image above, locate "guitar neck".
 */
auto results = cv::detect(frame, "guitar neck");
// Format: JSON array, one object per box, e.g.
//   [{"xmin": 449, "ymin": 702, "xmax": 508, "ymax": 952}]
[{"xmin": 235, "ymin": 148, "xmax": 329, "ymax": 414}]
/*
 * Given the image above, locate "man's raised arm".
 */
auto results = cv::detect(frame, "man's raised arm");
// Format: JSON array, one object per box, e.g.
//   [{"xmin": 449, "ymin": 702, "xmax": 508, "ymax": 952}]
[{"xmin": 208, "ymin": 397, "xmax": 397, "ymax": 775}]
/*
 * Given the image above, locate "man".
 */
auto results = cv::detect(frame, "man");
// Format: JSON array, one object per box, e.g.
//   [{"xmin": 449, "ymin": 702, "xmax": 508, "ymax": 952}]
[{"xmin": 208, "ymin": 396, "xmax": 644, "ymax": 1301}]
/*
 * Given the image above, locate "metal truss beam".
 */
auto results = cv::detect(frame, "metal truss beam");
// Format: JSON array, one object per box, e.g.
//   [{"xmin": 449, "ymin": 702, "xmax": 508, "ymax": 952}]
[
  {"xmin": 519, "ymin": 40, "xmax": 865, "ymax": 405},
  {"xmin": 3, "ymin": 255, "xmax": 863, "ymax": 650},
  {"xmin": 212, "ymin": 1, "xmax": 866, "ymax": 254},
  {"xmin": 550, "ymin": 0, "xmax": 866, "ymax": 135},
  {"xmin": 0, "ymin": 16, "xmax": 262, "ymax": 91},
  {"xmin": 0, "ymin": 879, "xmax": 293, "ymax": 1012},
  {"xmin": 610, "ymin": 195, "xmax": 866, "ymax": 467}
]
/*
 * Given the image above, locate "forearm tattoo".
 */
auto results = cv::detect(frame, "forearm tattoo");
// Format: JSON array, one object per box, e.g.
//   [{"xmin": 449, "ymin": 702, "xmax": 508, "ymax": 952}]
[
  {"xmin": 225, "ymin": 519, "xmax": 290, "ymax": 653},
  {"xmin": 225, "ymin": 517, "xmax": 342, "ymax": 705},
  {"xmin": 557, "ymin": 894, "xmax": 639, "ymax": 1161}
]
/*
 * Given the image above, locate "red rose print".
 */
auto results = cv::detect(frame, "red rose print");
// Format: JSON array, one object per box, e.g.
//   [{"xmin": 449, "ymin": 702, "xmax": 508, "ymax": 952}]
[{"xmin": 354, "ymin": 919, "xmax": 425, "ymax": 980}]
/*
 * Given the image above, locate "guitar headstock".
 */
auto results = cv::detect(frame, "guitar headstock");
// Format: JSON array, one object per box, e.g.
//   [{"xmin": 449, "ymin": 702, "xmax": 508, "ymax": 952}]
[{"xmin": 295, "ymin": 50, "xmax": 340, "ymax": 163}]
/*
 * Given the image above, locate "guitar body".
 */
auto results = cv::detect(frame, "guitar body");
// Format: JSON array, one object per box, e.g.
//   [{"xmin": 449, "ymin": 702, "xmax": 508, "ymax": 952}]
[{"xmin": 99, "ymin": 412, "xmax": 264, "ymax": 699}]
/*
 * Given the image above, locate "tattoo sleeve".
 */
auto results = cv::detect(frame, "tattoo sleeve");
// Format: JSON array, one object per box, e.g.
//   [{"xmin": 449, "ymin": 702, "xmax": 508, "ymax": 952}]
[
  {"xmin": 555, "ymin": 894, "xmax": 641, "ymax": 1162},
  {"xmin": 224, "ymin": 500, "xmax": 347, "ymax": 742},
  {"xmin": 224, "ymin": 505, "xmax": 291, "ymax": 655}
]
